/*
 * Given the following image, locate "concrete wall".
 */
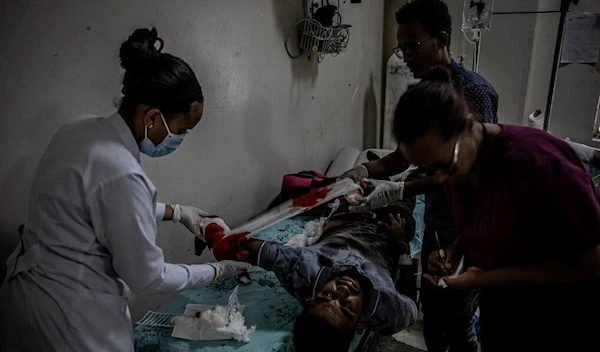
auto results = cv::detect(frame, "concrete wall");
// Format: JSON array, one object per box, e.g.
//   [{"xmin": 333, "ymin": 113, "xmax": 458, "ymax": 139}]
[{"xmin": 0, "ymin": 0, "xmax": 384, "ymax": 319}]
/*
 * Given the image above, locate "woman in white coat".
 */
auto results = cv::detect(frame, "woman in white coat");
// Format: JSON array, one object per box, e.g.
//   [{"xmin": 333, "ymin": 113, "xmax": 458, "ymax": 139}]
[{"xmin": 0, "ymin": 28, "xmax": 250, "ymax": 351}]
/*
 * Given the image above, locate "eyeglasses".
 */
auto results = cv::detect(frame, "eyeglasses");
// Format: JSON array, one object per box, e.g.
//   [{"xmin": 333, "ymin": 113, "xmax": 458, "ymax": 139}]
[{"xmin": 393, "ymin": 37, "xmax": 435, "ymax": 58}]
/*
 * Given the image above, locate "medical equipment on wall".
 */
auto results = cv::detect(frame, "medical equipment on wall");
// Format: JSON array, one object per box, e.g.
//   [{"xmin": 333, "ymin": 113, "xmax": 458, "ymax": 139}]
[
  {"xmin": 284, "ymin": 0, "xmax": 351, "ymax": 62},
  {"xmin": 462, "ymin": 0, "xmax": 494, "ymax": 30},
  {"xmin": 461, "ymin": 0, "xmax": 494, "ymax": 73}
]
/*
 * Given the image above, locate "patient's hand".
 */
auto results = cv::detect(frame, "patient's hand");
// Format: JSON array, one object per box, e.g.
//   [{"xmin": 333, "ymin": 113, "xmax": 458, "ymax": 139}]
[
  {"xmin": 378, "ymin": 213, "xmax": 408, "ymax": 245},
  {"xmin": 203, "ymin": 219, "xmax": 250, "ymax": 262}
]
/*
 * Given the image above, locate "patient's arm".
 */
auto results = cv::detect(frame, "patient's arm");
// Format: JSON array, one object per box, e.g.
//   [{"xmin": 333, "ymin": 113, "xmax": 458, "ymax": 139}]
[
  {"xmin": 248, "ymin": 239, "xmax": 319, "ymax": 301},
  {"xmin": 247, "ymin": 239, "xmax": 265, "ymax": 266}
]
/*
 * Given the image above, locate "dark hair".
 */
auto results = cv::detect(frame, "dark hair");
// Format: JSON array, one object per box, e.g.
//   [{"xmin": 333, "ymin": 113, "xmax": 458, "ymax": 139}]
[
  {"xmin": 119, "ymin": 28, "xmax": 203, "ymax": 119},
  {"xmin": 396, "ymin": 0, "xmax": 452, "ymax": 49},
  {"xmin": 293, "ymin": 310, "xmax": 355, "ymax": 352},
  {"xmin": 393, "ymin": 66, "xmax": 468, "ymax": 144}
]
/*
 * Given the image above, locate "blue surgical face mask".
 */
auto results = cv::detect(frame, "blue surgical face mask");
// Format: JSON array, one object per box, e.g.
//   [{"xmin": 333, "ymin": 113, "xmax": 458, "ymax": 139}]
[{"xmin": 139, "ymin": 113, "xmax": 187, "ymax": 157}]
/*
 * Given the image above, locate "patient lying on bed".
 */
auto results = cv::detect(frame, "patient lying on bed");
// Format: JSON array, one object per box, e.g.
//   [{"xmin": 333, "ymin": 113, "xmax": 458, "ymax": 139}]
[{"xmin": 202, "ymin": 199, "xmax": 418, "ymax": 352}]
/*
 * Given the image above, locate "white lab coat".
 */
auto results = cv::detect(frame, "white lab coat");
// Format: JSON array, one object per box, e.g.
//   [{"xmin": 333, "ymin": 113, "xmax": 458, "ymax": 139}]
[{"xmin": 0, "ymin": 113, "xmax": 216, "ymax": 351}]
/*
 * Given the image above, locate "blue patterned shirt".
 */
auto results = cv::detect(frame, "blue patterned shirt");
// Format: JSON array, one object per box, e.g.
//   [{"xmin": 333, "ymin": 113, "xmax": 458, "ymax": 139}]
[
  {"xmin": 422, "ymin": 60, "xmax": 499, "ymax": 254},
  {"xmin": 449, "ymin": 59, "xmax": 499, "ymax": 123}
]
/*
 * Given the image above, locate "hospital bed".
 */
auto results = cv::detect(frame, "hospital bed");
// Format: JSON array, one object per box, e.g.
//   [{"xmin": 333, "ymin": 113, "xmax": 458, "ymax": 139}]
[{"xmin": 133, "ymin": 147, "xmax": 426, "ymax": 352}]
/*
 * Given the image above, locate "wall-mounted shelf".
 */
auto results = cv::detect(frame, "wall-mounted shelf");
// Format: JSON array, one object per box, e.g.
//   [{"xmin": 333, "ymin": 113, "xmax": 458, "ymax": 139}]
[{"xmin": 284, "ymin": 0, "xmax": 351, "ymax": 63}]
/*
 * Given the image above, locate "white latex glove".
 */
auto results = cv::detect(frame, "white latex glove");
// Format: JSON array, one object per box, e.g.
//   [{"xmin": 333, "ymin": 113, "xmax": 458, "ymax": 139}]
[
  {"xmin": 173, "ymin": 204, "xmax": 210, "ymax": 239},
  {"xmin": 339, "ymin": 164, "xmax": 369, "ymax": 182},
  {"xmin": 348, "ymin": 179, "xmax": 404, "ymax": 212},
  {"xmin": 207, "ymin": 261, "xmax": 252, "ymax": 281}
]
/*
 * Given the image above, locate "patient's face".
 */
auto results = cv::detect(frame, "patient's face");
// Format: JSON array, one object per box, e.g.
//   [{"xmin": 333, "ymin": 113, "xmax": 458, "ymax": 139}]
[{"xmin": 307, "ymin": 275, "xmax": 365, "ymax": 335}]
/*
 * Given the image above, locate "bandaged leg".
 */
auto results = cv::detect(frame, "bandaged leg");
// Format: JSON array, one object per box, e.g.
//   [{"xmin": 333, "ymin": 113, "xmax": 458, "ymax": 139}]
[{"xmin": 201, "ymin": 218, "xmax": 249, "ymax": 262}]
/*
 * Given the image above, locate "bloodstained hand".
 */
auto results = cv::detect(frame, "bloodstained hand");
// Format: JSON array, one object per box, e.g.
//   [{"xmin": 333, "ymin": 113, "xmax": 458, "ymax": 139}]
[{"xmin": 204, "ymin": 222, "xmax": 250, "ymax": 261}]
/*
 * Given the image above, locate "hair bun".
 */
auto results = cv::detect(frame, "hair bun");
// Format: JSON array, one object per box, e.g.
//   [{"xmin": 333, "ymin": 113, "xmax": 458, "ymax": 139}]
[
  {"xmin": 119, "ymin": 28, "xmax": 164, "ymax": 71},
  {"xmin": 421, "ymin": 65, "xmax": 452, "ymax": 83}
]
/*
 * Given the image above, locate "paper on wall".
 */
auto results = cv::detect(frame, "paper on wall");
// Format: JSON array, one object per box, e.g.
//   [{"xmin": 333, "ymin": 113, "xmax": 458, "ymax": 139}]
[{"xmin": 561, "ymin": 13, "xmax": 600, "ymax": 64}]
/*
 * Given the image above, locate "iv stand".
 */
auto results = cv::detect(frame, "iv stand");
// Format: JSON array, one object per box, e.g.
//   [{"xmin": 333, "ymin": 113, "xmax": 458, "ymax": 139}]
[
  {"xmin": 473, "ymin": 30, "xmax": 482, "ymax": 73},
  {"xmin": 543, "ymin": 0, "xmax": 578, "ymax": 131}
]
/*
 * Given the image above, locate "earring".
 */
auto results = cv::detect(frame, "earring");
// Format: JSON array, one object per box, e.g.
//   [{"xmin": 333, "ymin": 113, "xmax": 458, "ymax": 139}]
[{"xmin": 149, "ymin": 125, "xmax": 154, "ymax": 129}]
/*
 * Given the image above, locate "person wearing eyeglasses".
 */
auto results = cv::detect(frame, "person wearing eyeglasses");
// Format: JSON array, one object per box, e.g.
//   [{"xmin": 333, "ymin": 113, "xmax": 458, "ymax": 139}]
[
  {"xmin": 358, "ymin": 66, "xmax": 600, "ymax": 352},
  {"xmin": 339, "ymin": 1, "xmax": 497, "ymax": 351}
]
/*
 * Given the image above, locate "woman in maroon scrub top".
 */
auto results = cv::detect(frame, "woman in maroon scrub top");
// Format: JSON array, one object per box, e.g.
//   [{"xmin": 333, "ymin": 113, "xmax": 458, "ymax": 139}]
[{"xmin": 392, "ymin": 67, "xmax": 600, "ymax": 352}]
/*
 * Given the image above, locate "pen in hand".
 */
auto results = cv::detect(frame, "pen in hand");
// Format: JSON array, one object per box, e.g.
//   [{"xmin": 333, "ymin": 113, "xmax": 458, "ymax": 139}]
[{"xmin": 435, "ymin": 231, "xmax": 448, "ymax": 274}]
